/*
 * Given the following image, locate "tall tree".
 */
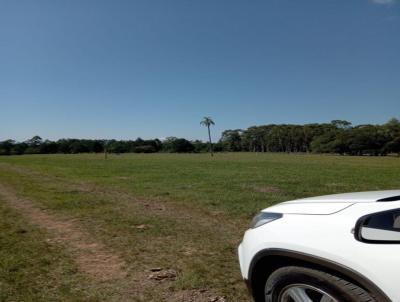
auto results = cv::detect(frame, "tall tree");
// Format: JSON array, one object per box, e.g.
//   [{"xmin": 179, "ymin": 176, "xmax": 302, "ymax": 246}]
[
  {"xmin": 200, "ymin": 117, "xmax": 215, "ymax": 156},
  {"xmin": 220, "ymin": 129, "xmax": 242, "ymax": 151}
]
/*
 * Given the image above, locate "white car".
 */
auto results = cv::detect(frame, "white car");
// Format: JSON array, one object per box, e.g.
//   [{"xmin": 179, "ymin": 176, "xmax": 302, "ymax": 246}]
[{"xmin": 238, "ymin": 190, "xmax": 400, "ymax": 302}]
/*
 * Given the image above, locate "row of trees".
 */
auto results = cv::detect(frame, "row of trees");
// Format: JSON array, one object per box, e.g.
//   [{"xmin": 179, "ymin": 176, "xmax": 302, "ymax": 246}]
[
  {"xmin": 1, "ymin": 118, "xmax": 400, "ymax": 156},
  {"xmin": 0, "ymin": 136, "xmax": 211, "ymax": 155},
  {"xmin": 219, "ymin": 119, "xmax": 400, "ymax": 156}
]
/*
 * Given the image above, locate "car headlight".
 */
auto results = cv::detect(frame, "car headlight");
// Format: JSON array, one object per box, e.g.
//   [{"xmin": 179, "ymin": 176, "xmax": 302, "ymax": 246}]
[{"xmin": 250, "ymin": 212, "xmax": 283, "ymax": 229}]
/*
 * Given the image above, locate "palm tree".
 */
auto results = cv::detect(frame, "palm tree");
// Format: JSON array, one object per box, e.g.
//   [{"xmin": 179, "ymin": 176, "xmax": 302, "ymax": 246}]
[{"xmin": 200, "ymin": 117, "xmax": 215, "ymax": 156}]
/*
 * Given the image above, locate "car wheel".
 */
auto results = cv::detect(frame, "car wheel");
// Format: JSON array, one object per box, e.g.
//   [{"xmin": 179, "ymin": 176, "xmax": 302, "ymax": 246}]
[{"xmin": 264, "ymin": 266, "xmax": 376, "ymax": 302}]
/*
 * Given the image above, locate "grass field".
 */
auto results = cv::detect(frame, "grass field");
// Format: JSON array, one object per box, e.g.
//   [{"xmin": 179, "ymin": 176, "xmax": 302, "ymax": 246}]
[{"xmin": 1, "ymin": 153, "xmax": 400, "ymax": 301}]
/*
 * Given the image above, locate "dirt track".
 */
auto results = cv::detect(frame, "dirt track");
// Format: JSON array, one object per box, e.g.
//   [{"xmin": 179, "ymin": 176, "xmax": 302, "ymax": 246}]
[
  {"xmin": 0, "ymin": 184, "xmax": 127, "ymax": 282},
  {"xmin": 0, "ymin": 181, "xmax": 231, "ymax": 302}
]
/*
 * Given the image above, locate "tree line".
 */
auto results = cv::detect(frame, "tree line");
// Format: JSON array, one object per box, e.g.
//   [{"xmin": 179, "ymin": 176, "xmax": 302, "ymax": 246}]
[
  {"xmin": 1, "ymin": 118, "xmax": 400, "ymax": 156},
  {"xmin": 220, "ymin": 118, "xmax": 400, "ymax": 155},
  {"xmin": 0, "ymin": 136, "xmax": 211, "ymax": 155}
]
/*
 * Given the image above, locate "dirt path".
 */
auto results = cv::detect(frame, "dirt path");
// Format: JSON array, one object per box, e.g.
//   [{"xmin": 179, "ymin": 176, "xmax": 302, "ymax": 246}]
[
  {"xmin": 0, "ymin": 183, "xmax": 127, "ymax": 283},
  {"xmin": 0, "ymin": 172, "xmax": 234, "ymax": 301}
]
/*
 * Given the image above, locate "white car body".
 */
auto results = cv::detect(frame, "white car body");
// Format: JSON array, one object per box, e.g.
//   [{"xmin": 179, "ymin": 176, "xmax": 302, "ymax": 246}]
[{"xmin": 238, "ymin": 190, "xmax": 400, "ymax": 302}]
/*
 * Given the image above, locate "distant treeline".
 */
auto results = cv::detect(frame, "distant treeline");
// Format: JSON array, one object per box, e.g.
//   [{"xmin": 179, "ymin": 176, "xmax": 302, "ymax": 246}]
[
  {"xmin": 0, "ymin": 136, "xmax": 209, "ymax": 155},
  {"xmin": 1, "ymin": 118, "xmax": 400, "ymax": 156},
  {"xmin": 219, "ymin": 118, "xmax": 400, "ymax": 156}
]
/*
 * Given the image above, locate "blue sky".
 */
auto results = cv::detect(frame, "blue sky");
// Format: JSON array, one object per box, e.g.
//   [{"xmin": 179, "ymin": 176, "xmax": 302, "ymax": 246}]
[{"xmin": 1, "ymin": 0, "xmax": 399, "ymax": 141}]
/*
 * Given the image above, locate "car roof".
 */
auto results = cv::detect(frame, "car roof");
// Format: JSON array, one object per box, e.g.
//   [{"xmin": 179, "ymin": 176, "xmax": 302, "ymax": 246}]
[{"xmin": 285, "ymin": 190, "xmax": 400, "ymax": 203}]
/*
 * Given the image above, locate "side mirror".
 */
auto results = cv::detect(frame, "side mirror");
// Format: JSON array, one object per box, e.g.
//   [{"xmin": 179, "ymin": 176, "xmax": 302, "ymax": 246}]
[{"xmin": 355, "ymin": 209, "xmax": 400, "ymax": 243}]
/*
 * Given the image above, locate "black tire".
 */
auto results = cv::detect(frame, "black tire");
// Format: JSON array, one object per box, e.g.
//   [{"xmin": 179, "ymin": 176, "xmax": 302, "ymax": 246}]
[{"xmin": 264, "ymin": 266, "xmax": 375, "ymax": 302}]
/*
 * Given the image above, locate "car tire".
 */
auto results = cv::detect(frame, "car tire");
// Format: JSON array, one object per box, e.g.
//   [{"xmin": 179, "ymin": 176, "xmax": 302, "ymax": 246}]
[{"xmin": 264, "ymin": 266, "xmax": 376, "ymax": 302}]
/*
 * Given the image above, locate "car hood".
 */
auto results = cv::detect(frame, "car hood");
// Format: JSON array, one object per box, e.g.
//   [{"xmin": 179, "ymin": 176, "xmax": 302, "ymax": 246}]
[
  {"xmin": 284, "ymin": 190, "xmax": 400, "ymax": 203},
  {"xmin": 263, "ymin": 202, "xmax": 354, "ymax": 215},
  {"xmin": 262, "ymin": 190, "xmax": 400, "ymax": 215}
]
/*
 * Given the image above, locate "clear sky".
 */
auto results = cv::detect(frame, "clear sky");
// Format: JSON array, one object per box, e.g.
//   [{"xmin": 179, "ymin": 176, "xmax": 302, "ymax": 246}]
[{"xmin": 1, "ymin": 0, "xmax": 399, "ymax": 142}]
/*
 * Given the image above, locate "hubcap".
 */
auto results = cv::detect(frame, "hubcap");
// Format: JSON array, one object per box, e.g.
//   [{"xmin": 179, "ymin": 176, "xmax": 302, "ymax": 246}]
[{"xmin": 276, "ymin": 284, "xmax": 338, "ymax": 302}]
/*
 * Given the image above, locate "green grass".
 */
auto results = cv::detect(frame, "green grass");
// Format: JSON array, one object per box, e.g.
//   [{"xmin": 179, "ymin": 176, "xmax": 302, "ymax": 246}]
[
  {"xmin": 0, "ymin": 153, "xmax": 400, "ymax": 301},
  {"xmin": 2, "ymin": 153, "xmax": 400, "ymax": 216},
  {"xmin": 0, "ymin": 199, "xmax": 105, "ymax": 302}
]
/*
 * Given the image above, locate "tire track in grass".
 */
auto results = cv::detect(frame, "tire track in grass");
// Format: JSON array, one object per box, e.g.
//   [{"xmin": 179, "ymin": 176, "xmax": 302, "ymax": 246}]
[
  {"xmin": 0, "ymin": 184, "xmax": 233, "ymax": 301},
  {"xmin": 0, "ymin": 183, "xmax": 127, "ymax": 283},
  {"xmin": 0, "ymin": 165, "xmax": 243, "ymax": 301}
]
